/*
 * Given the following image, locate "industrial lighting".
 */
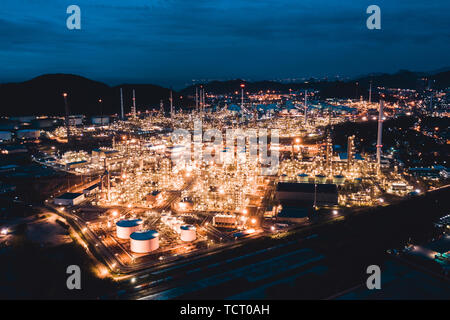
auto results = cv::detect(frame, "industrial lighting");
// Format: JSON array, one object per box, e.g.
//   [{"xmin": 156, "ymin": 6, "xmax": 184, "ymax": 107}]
[{"xmin": 332, "ymin": 210, "xmax": 338, "ymax": 215}]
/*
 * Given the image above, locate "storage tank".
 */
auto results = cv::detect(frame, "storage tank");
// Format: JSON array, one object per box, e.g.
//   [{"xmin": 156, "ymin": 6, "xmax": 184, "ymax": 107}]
[
  {"xmin": 130, "ymin": 230, "xmax": 159, "ymax": 253},
  {"xmin": 315, "ymin": 174, "xmax": 327, "ymax": 184},
  {"xmin": 180, "ymin": 225, "xmax": 196, "ymax": 242},
  {"xmin": 116, "ymin": 219, "xmax": 143, "ymax": 239},
  {"xmin": 333, "ymin": 175, "xmax": 345, "ymax": 185},
  {"xmin": 175, "ymin": 197, "xmax": 194, "ymax": 212},
  {"xmin": 297, "ymin": 173, "xmax": 309, "ymax": 183}
]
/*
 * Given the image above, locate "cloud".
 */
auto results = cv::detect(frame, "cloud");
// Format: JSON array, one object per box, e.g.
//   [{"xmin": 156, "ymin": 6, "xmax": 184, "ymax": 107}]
[{"xmin": 0, "ymin": 0, "xmax": 449, "ymax": 85}]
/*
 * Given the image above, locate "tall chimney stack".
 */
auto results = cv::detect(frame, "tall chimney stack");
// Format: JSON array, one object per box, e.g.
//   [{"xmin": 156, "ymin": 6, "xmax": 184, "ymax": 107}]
[
  {"xmin": 120, "ymin": 88, "xmax": 124, "ymax": 120},
  {"xmin": 376, "ymin": 100, "xmax": 384, "ymax": 173},
  {"xmin": 132, "ymin": 89, "xmax": 136, "ymax": 118},
  {"xmin": 63, "ymin": 92, "xmax": 71, "ymax": 143},
  {"xmin": 304, "ymin": 90, "xmax": 308, "ymax": 125}
]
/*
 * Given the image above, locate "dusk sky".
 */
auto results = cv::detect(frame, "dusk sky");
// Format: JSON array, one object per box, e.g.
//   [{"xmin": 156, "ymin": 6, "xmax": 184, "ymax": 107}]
[{"xmin": 1, "ymin": 0, "xmax": 449, "ymax": 88}]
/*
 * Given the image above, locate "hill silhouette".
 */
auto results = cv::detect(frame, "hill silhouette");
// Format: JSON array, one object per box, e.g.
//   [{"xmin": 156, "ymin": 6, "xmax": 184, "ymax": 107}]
[
  {"xmin": 1, "ymin": 69, "xmax": 449, "ymax": 116},
  {"xmin": 0, "ymin": 74, "xmax": 191, "ymax": 116}
]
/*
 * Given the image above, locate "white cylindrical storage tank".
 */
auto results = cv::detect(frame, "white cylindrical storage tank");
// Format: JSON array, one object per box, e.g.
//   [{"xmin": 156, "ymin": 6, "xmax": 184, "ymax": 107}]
[
  {"xmin": 315, "ymin": 174, "xmax": 326, "ymax": 184},
  {"xmin": 180, "ymin": 225, "xmax": 196, "ymax": 242},
  {"xmin": 298, "ymin": 173, "xmax": 309, "ymax": 183},
  {"xmin": 333, "ymin": 175, "xmax": 345, "ymax": 185},
  {"xmin": 116, "ymin": 219, "xmax": 143, "ymax": 239},
  {"xmin": 130, "ymin": 230, "xmax": 159, "ymax": 253}
]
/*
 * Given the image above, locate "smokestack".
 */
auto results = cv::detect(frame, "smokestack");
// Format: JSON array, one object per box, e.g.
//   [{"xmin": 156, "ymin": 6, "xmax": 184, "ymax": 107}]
[
  {"xmin": 63, "ymin": 93, "xmax": 71, "ymax": 143},
  {"xmin": 202, "ymin": 88, "xmax": 206, "ymax": 111},
  {"xmin": 368, "ymin": 81, "xmax": 372, "ymax": 104},
  {"xmin": 376, "ymin": 100, "xmax": 384, "ymax": 172},
  {"xmin": 304, "ymin": 90, "xmax": 308, "ymax": 125},
  {"xmin": 240, "ymin": 84, "xmax": 245, "ymax": 110},
  {"xmin": 326, "ymin": 135, "xmax": 333, "ymax": 173},
  {"xmin": 195, "ymin": 87, "xmax": 199, "ymax": 113},
  {"xmin": 120, "ymin": 88, "xmax": 124, "ymax": 120},
  {"xmin": 170, "ymin": 90, "xmax": 173, "ymax": 118},
  {"xmin": 132, "ymin": 89, "xmax": 136, "ymax": 118},
  {"xmin": 347, "ymin": 135, "xmax": 355, "ymax": 170},
  {"xmin": 200, "ymin": 87, "xmax": 204, "ymax": 116}
]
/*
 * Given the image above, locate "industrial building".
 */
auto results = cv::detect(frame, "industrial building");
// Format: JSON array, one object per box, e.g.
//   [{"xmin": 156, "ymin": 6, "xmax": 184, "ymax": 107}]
[
  {"xmin": 31, "ymin": 118, "xmax": 55, "ymax": 129},
  {"xmin": 54, "ymin": 192, "xmax": 85, "ymax": 206},
  {"xmin": 275, "ymin": 182, "xmax": 338, "ymax": 206},
  {"xmin": 213, "ymin": 214, "xmax": 238, "ymax": 228},
  {"xmin": 83, "ymin": 183, "xmax": 99, "ymax": 195},
  {"xmin": 276, "ymin": 206, "xmax": 311, "ymax": 223},
  {"xmin": 68, "ymin": 115, "xmax": 84, "ymax": 126},
  {"xmin": 0, "ymin": 131, "xmax": 12, "ymax": 142},
  {"xmin": 174, "ymin": 197, "xmax": 194, "ymax": 212},
  {"xmin": 65, "ymin": 160, "xmax": 88, "ymax": 170},
  {"xmin": 16, "ymin": 129, "xmax": 40, "ymax": 139},
  {"xmin": 116, "ymin": 219, "xmax": 143, "ymax": 239},
  {"xmin": 130, "ymin": 230, "xmax": 159, "ymax": 253},
  {"xmin": 0, "ymin": 145, "xmax": 27, "ymax": 154},
  {"xmin": 146, "ymin": 190, "xmax": 162, "ymax": 205},
  {"xmin": 91, "ymin": 116, "xmax": 110, "ymax": 125}
]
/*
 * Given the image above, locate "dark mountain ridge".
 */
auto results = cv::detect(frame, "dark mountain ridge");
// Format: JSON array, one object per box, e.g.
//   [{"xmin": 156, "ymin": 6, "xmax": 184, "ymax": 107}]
[
  {"xmin": 1, "ymin": 69, "xmax": 449, "ymax": 116},
  {"xmin": 0, "ymin": 74, "xmax": 190, "ymax": 117}
]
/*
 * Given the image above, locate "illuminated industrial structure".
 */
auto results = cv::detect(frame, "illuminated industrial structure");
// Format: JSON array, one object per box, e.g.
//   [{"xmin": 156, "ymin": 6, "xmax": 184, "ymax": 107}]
[{"xmin": 42, "ymin": 91, "xmax": 428, "ymax": 267}]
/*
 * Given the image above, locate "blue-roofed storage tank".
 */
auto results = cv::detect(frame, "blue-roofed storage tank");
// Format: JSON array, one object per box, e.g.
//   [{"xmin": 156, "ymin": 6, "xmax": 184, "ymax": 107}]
[
  {"xmin": 116, "ymin": 219, "xmax": 143, "ymax": 239},
  {"xmin": 315, "ymin": 174, "xmax": 327, "ymax": 184},
  {"xmin": 180, "ymin": 225, "xmax": 196, "ymax": 242},
  {"xmin": 130, "ymin": 230, "xmax": 159, "ymax": 253},
  {"xmin": 298, "ymin": 173, "xmax": 309, "ymax": 183},
  {"xmin": 333, "ymin": 175, "xmax": 345, "ymax": 185}
]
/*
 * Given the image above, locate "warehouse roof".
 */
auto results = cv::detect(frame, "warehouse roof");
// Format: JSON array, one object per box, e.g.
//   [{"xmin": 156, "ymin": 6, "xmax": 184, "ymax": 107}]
[
  {"xmin": 276, "ymin": 182, "xmax": 337, "ymax": 194},
  {"xmin": 55, "ymin": 192, "xmax": 84, "ymax": 200},
  {"xmin": 278, "ymin": 206, "xmax": 310, "ymax": 219}
]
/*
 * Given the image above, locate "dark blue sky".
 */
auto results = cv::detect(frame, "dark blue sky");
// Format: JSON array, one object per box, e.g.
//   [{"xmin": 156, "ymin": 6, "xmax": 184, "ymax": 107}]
[{"xmin": 1, "ymin": 0, "xmax": 449, "ymax": 88}]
